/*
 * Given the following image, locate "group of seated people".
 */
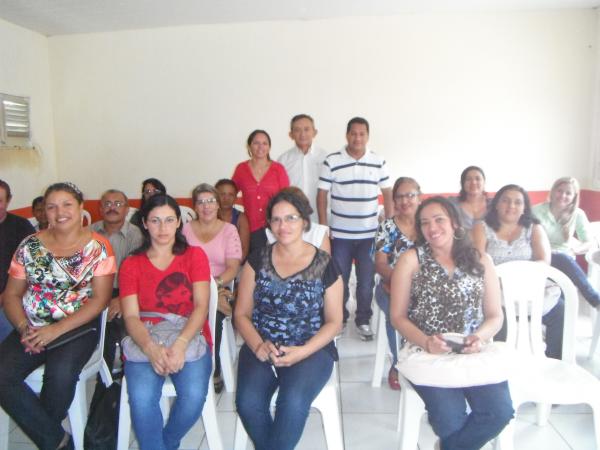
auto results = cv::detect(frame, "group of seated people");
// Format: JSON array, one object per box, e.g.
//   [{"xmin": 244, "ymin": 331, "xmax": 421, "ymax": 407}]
[{"xmin": 0, "ymin": 138, "xmax": 599, "ymax": 450}]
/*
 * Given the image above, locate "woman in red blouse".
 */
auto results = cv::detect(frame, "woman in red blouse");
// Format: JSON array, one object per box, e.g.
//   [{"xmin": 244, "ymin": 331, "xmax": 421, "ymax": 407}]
[{"xmin": 232, "ymin": 129, "xmax": 289, "ymax": 252}]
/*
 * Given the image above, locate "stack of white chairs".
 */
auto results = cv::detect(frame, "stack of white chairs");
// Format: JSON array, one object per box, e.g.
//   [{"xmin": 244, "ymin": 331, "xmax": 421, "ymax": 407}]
[
  {"xmin": 116, "ymin": 278, "xmax": 224, "ymax": 450},
  {"xmin": 0, "ymin": 310, "xmax": 112, "ymax": 450}
]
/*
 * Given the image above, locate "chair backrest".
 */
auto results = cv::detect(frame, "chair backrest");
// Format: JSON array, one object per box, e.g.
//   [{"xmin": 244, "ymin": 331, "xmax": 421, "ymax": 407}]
[
  {"xmin": 125, "ymin": 206, "xmax": 138, "ymax": 223},
  {"xmin": 81, "ymin": 209, "xmax": 92, "ymax": 226},
  {"xmin": 496, "ymin": 261, "xmax": 579, "ymax": 363},
  {"xmin": 180, "ymin": 205, "xmax": 197, "ymax": 225}
]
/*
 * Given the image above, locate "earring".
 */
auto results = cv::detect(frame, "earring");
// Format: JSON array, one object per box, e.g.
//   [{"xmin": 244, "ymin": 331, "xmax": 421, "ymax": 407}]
[{"xmin": 453, "ymin": 227, "xmax": 467, "ymax": 240}]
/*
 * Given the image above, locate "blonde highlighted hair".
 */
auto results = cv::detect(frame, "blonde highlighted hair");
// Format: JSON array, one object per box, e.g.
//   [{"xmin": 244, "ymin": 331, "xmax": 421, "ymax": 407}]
[{"xmin": 549, "ymin": 177, "xmax": 580, "ymax": 240}]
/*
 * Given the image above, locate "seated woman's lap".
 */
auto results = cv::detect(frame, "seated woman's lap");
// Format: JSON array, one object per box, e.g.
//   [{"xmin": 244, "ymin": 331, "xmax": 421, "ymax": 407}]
[{"xmin": 236, "ymin": 344, "xmax": 334, "ymax": 414}]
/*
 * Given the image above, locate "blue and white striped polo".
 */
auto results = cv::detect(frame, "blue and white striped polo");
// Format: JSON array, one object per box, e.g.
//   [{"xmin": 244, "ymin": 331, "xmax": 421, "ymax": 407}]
[{"xmin": 318, "ymin": 147, "xmax": 391, "ymax": 239}]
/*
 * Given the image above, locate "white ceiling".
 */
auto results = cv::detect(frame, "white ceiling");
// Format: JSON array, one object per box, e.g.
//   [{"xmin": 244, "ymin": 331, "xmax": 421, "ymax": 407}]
[{"xmin": 0, "ymin": 0, "xmax": 599, "ymax": 36}]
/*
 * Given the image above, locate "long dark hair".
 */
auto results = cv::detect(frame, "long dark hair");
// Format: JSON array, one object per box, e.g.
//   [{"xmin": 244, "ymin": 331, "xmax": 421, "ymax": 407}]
[
  {"xmin": 485, "ymin": 184, "xmax": 539, "ymax": 231},
  {"xmin": 458, "ymin": 166, "xmax": 486, "ymax": 201},
  {"xmin": 416, "ymin": 196, "xmax": 484, "ymax": 276},
  {"xmin": 140, "ymin": 178, "xmax": 167, "ymax": 209},
  {"xmin": 133, "ymin": 194, "xmax": 188, "ymax": 255}
]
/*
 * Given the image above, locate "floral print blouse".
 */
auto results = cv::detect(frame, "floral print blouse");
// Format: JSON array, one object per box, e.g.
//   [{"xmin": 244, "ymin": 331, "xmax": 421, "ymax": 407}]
[{"xmin": 9, "ymin": 232, "xmax": 116, "ymax": 327}]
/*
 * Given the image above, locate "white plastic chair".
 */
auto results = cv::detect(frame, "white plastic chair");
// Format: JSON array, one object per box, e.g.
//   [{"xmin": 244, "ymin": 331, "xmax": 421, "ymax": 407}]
[
  {"xmin": 125, "ymin": 206, "xmax": 138, "ymax": 223},
  {"xmin": 117, "ymin": 278, "xmax": 224, "ymax": 450},
  {"xmin": 371, "ymin": 308, "xmax": 390, "ymax": 387},
  {"xmin": 219, "ymin": 315, "xmax": 238, "ymax": 392},
  {"xmin": 496, "ymin": 261, "xmax": 600, "ymax": 449},
  {"xmin": 233, "ymin": 362, "xmax": 344, "ymax": 450},
  {"xmin": 81, "ymin": 209, "xmax": 92, "ymax": 226},
  {"xmin": 179, "ymin": 205, "xmax": 197, "ymax": 224},
  {"xmin": 0, "ymin": 310, "xmax": 112, "ymax": 450},
  {"xmin": 585, "ymin": 249, "xmax": 600, "ymax": 359}
]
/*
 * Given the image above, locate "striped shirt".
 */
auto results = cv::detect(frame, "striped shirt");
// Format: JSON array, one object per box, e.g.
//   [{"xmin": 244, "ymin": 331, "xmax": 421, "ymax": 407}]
[{"xmin": 318, "ymin": 147, "xmax": 391, "ymax": 239}]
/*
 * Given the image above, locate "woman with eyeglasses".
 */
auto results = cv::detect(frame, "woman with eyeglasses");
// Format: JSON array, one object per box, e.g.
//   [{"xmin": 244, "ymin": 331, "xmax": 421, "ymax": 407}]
[
  {"xmin": 373, "ymin": 177, "xmax": 421, "ymax": 390},
  {"xmin": 235, "ymin": 189, "xmax": 342, "ymax": 450},
  {"xmin": 119, "ymin": 194, "xmax": 212, "ymax": 450},
  {"xmin": 130, "ymin": 178, "xmax": 167, "ymax": 231},
  {"xmin": 232, "ymin": 130, "xmax": 290, "ymax": 253},
  {"xmin": 182, "ymin": 183, "xmax": 242, "ymax": 392}
]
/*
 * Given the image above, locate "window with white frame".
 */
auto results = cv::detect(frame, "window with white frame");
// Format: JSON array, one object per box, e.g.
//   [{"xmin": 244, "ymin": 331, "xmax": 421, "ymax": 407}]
[{"xmin": 0, "ymin": 93, "xmax": 31, "ymax": 147}]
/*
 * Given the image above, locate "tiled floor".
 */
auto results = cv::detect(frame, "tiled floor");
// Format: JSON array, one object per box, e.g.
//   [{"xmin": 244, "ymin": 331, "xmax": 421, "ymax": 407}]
[{"xmin": 6, "ymin": 310, "xmax": 600, "ymax": 449}]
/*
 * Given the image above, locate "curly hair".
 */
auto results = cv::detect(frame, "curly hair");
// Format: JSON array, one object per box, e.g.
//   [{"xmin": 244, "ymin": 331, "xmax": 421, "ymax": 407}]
[{"xmin": 485, "ymin": 184, "xmax": 539, "ymax": 231}]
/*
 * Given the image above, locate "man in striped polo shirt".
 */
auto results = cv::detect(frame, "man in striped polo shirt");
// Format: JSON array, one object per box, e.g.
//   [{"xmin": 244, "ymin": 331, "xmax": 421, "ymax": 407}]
[{"xmin": 317, "ymin": 117, "xmax": 393, "ymax": 340}]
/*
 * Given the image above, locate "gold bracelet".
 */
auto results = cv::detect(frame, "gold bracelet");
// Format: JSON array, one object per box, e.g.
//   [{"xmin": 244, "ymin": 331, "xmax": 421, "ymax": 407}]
[
  {"xmin": 176, "ymin": 336, "xmax": 189, "ymax": 344},
  {"xmin": 17, "ymin": 319, "xmax": 28, "ymax": 334}
]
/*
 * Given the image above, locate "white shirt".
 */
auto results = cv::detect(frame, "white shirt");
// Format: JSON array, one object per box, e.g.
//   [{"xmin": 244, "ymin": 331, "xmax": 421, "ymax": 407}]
[
  {"xmin": 318, "ymin": 146, "xmax": 392, "ymax": 240},
  {"xmin": 278, "ymin": 145, "xmax": 327, "ymax": 222}
]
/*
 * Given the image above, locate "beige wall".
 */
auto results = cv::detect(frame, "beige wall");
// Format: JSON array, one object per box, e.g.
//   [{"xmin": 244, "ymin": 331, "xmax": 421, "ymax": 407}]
[
  {"xmin": 0, "ymin": 18, "xmax": 56, "ymax": 208},
  {"xmin": 2, "ymin": 10, "xmax": 598, "ymax": 205}
]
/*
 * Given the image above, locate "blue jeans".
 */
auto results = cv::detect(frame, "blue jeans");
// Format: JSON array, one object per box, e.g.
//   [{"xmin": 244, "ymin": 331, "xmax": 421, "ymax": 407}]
[
  {"xmin": 374, "ymin": 282, "xmax": 398, "ymax": 365},
  {"xmin": 0, "ymin": 326, "xmax": 99, "ymax": 450},
  {"xmin": 124, "ymin": 352, "xmax": 212, "ymax": 450},
  {"xmin": 0, "ymin": 309, "xmax": 12, "ymax": 343},
  {"xmin": 331, "ymin": 237, "xmax": 375, "ymax": 325},
  {"xmin": 412, "ymin": 381, "xmax": 514, "ymax": 450},
  {"xmin": 551, "ymin": 252, "xmax": 600, "ymax": 307},
  {"xmin": 235, "ymin": 344, "xmax": 333, "ymax": 450}
]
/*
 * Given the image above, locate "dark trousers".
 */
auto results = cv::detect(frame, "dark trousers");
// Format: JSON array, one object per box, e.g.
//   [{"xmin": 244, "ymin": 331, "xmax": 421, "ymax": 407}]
[
  {"xmin": 331, "ymin": 237, "xmax": 375, "ymax": 325},
  {"xmin": 0, "ymin": 327, "xmax": 98, "ymax": 450},
  {"xmin": 551, "ymin": 252, "xmax": 600, "ymax": 307}
]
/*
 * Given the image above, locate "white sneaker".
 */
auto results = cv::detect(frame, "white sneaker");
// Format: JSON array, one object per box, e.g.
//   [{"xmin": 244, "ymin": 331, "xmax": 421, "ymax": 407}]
[{"xmin": 356, "ymin": 323, "xmax": 374, "ymax": 341}]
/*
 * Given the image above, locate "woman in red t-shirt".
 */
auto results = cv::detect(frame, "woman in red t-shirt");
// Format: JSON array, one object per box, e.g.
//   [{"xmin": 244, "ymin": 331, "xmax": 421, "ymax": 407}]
[
  {"xmin": 119, "ymin": 194, "xmax": 212, "ymax": 450},
  {"xmin": 232, "ymin": 129, "xmax": 289, "ymax": 252}
]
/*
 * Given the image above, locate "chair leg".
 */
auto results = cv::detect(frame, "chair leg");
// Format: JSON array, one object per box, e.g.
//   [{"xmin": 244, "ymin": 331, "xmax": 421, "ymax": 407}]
[
  {"xmin": 371, "ymin": 309, "xmax": 389, "ymax": 388},
  {"xmin": 201, "ymin": 387, "xmax": 224, "ymax": 450},
  {"xmin": 590, "ymin": 312, "xmax": 600, "ymax": 359},
  {"xmin": 312, "ymin": 383, "xmax": 345, "ymax": 450},
  {"xmin": 535, "ymin": 403, "xmax": 551, "ymax": 426},
  {"xmin": 589, "ymin": 400, "xmax": 600, "ymax": 450},
  {"xmin": 397, "ymin": 378, "xmax": 424, "ymax": 450},
  {"xmin": 68, "ymin": 381, "xmax": 88, "ymax": 450},
  {"xmin": 233, "ymin": 415, "xmax": 249, "ymax": 450},
  {"xmin": 117, "ymin": 377, "xmax": 131, "ymax": 450},
  {"xmin": 493, "ymin": 417, "xmax": 515, "ymax": 450}
]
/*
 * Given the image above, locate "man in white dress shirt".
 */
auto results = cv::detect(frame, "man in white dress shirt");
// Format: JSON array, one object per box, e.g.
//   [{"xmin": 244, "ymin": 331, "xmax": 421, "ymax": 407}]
[{"xmin": 278, "ymin": 114, "xmax": 327, "ymax": 222}]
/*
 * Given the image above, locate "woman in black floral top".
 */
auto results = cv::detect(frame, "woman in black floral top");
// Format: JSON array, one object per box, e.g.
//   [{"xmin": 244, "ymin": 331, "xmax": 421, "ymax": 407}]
[
  {"xmin": 234, "ymin": 188, "xmax": 342, "ymax": 450},
  {"xmin": 391, "ymin": 196, "xmax": 513, "ymax": 450},
  {"xmin": 373, "ymin": 176, "xmax": 420, "ymax": 390}
]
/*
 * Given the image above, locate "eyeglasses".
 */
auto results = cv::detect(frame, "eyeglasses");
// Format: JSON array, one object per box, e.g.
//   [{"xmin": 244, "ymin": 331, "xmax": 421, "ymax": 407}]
[
  {"xmin": 196, "ymin": 198, "xmax": 218, "ymax": 206},
  {"xmin": 102, "ymin": 201, "xmax": 126, "ymax": 208},
  {"xmin": 143, "ymin": 188, "xmax": 162, "ymax": 196},
  {"xmin": 269, "ymin": 214, "xmax": 302, "ymax": 226},
  {"xmin": 146, "ymin": 216, "xmax": 178, "ymax": 226},
  {"xmin": 394, "ymin": 192, "xmax": 419, "ymax": 200}
]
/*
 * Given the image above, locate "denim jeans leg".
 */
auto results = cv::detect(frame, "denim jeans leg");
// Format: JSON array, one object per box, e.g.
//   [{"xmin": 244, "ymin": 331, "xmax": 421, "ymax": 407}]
[
  {"xmin": 268, "ymin": 348, "xmax": 333, "ymax": 450},
  {"xmin": 374, "ymin": 283, "xmax": 398, "ymax": 364},
  {"xmin": 0, "ymin": 327, "xmax": 98, "ymax": 450},
  {"xmin": 331, "ymin": 238, "xmax": 354, "ymax": 323},
  {"xmin": 0, "ymin": 309, "xmax": 13, "ymax": 343},
  {"xmin": 163, "ymin": 353, "xmax": 212, "ymax": 450},
  {"xmin": 354, "ymin": 238, "xmax": 375, "ymax": 326},
  {"xmin": 542, "ymin": 297, "xmax": 565, "ymax": 360},
  {"xmin": 125, "ymin": 361, "xmax": 168, "ymax": 450},
  {"xmin": 551, "ymin": 252, "xmax": 600, "ymax": 307},
  {"xmin": 236, "ymin": 344, "xmax": 278, "ymax": 450},
  {"xmin": 447, "ymin": 381, "xmax": 514, "ymax": 450}
]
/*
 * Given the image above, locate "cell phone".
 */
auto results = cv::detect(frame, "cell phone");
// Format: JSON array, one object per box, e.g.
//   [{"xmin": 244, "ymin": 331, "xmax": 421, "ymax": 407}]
[{"xmin": 442, "ymin": 335, "xmax": 466, "ymax": 353}]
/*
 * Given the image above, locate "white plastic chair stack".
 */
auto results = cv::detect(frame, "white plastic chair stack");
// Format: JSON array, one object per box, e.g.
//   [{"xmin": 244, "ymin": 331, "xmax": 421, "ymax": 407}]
[
  {"xmin": 117, "ymin": 278, "xmax": 224, "ymax": 450},
  {"xmin": 233, "ymin": 362, "xmax": 344, "ymax": 450},
  {"xmin": 585, "ymin": 248, "xmax": 600, "ymax": 359},
  {"xmin": 0, "ymin": 309, "xmax": 112, "ymax": 450},
  {"xmin": 496, "ymin": 261, "xmax": 600, "ymax": 449}
]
